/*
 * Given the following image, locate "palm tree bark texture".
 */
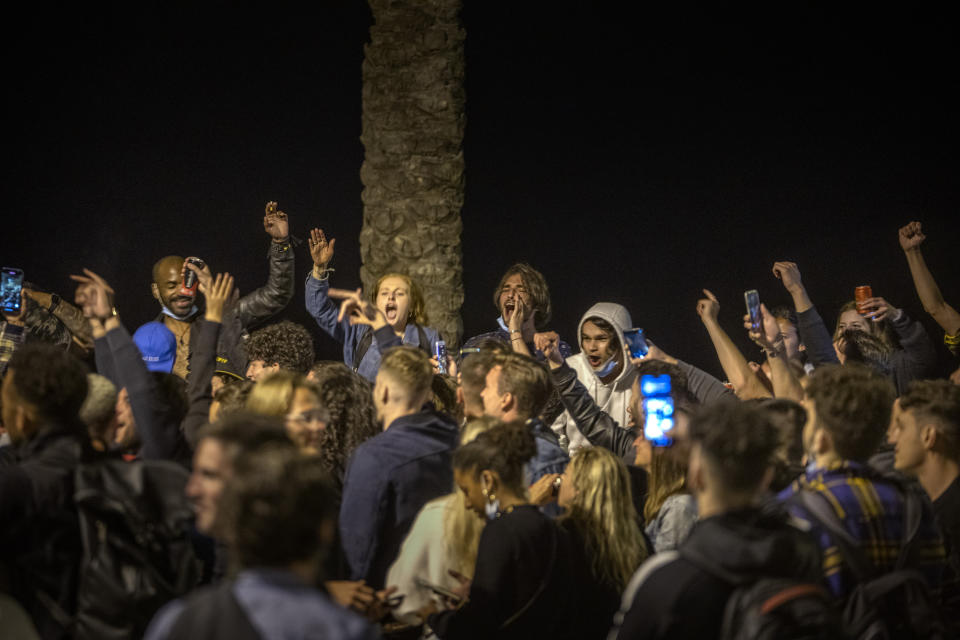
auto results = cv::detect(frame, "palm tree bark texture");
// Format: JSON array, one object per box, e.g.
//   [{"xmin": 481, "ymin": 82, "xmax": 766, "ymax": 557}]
[{"xmin": 360, "ymin": 0, "xmax": 466, "ymax": 349}]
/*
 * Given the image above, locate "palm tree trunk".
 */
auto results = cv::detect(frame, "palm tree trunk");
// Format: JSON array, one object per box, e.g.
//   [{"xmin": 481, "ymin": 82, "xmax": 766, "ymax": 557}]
[{"xmin": 360, "ymin": 0, "xmax": 466, "ymax": 349}]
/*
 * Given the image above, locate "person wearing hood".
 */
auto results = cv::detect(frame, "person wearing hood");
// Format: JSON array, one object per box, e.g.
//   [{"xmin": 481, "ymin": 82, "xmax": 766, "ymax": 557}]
[
  {"xmin": 610, "ymin": 400, "xmax": 825, "ymax": 640},
  {"xmin": 550, "ymin": 303, "xmax": 636, "ymax": 454},
  {"xmin": 143, "ymin": 201, "xmax": 296, "ymax": 381}
]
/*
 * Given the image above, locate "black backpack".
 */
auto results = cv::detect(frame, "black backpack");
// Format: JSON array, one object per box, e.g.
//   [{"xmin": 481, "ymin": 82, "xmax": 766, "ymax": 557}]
[
  {"xmin": 681, "ymin": 545, "xmax": 842, "ymax": 640},
  {"xmin": 69, "ymin": 456, "xmax": 201, "ymax": 640},
  {"xmin": 797, "ymin": 489, "xmax": 948, "ymax": 640}
]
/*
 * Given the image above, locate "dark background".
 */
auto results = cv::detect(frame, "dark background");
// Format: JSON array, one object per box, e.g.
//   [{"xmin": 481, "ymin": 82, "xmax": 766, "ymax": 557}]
[{"xmin": 4, "ymin": 5, "xmax": 958, "ymax": 378}]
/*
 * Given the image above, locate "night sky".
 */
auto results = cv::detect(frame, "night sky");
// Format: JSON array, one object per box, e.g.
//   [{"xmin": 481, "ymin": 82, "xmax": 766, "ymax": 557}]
[{"xmin": 5, "ymin": 6, "xmax": 958, "ymax": 377}]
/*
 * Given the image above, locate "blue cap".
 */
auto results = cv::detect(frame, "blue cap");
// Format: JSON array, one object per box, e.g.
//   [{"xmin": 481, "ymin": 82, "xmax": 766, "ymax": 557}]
[{"xmin": 132, "ymin": 322, "xmax": 177, "ymax": 373}]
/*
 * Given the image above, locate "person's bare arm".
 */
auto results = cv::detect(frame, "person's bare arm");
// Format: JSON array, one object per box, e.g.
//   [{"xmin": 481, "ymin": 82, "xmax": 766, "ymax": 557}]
[
  {"xmin": 697, "ymin": 289, "xmax": 771, "ymax": 400},
  {"xmin": 899, "ymin": 221, "xmax": 960, "ymax": 335},
  {"xmin": 745, "ymin": 303, "xmax": 803, "ymax": 402}
]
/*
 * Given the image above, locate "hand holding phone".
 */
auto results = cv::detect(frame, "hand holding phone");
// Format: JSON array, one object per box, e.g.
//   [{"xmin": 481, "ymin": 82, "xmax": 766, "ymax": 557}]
[
  {"xmin": 623, "ymin": 328, "xmax": 649, "ymax": 359},
  {"xmin": 744, "ymin": 290, "xmax": 761, "ymax": 333}
]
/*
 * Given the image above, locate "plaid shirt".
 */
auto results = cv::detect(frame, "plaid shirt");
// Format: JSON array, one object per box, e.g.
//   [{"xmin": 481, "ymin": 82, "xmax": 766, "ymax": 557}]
[
  {"xmin": 778, "ymin": 460, "xmax": 948, "ymax": 601},
  {"xmin": 0, "ymin": 321, "xmax": 26, "ymax": 375}
]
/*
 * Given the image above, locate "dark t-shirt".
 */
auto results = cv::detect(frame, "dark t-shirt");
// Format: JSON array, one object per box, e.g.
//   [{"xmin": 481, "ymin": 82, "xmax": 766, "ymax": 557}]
[{"xmin": 933, "ymin": 474, "xmax": 960, "ymax": 560}]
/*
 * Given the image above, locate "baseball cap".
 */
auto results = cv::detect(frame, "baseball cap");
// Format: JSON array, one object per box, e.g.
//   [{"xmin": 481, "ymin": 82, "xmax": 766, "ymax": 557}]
[{"xmin": 132, "ymin": 322, "xmax": 177, "ymax": 373}]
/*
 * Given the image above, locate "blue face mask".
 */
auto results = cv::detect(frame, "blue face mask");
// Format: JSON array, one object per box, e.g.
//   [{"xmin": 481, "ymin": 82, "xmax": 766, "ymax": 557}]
[
  {"xmin": 161, "ymin": 303, "xmax": 199, "ymax": 321},
  {"xmin": 593, "ymin": 354, "xmax": 619, "ymax": 379},
  {"xmin": 496, "ymin": 316, "xmax": 510, "ymax": 332}
]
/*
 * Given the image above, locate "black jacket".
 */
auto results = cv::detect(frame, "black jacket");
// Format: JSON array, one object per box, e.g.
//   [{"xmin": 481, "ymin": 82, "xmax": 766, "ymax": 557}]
[
  {"xmin": 612, "ymin": 507, "xmax": 822, "ymax": 640},
  {"xmin": 0, "ymin": 425, "xmax": 85, "ymax": 640},
  {"xmin": 152, "ymin": 238, "xmax": 296, "ymax": 379}
]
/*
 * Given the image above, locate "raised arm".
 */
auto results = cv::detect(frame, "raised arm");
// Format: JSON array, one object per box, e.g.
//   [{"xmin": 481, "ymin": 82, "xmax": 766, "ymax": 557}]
[
  {"xmin": 774, "ymin": 261, "xmax": 839, "ymax": 367},
  {"xmin": 899, "ymin": 221, "xmax": 960, "ymax": 336},
  {"xmin": 696, "ymin": 289, "xmax": 771, "ymax": 400},
  {"xmin": 745, "ymin": 303, "xmax": 804, "ymax": 402},
  {"xmin": 235, "ymin": 201, "xmax": 296, "ymax": 328}
]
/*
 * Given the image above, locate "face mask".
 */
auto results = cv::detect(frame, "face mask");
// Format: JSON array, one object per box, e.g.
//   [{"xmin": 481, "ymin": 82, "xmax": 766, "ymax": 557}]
[
  {"xmin": 496, "ymin": 316, "xmax": 509, "ymax": 332},
  {"xmin": 161, "ymin": 304, "xmax": 199, "ymax": 321},
  {"xmin": 593, "ymin": 354, "xmax": 619, "ymax": 378}
]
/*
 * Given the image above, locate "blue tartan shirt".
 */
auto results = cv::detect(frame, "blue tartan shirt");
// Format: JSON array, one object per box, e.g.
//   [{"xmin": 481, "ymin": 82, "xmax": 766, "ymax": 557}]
[{"xmin": 778, "ymin": 460, "xmax": 947, "ymax": 601}]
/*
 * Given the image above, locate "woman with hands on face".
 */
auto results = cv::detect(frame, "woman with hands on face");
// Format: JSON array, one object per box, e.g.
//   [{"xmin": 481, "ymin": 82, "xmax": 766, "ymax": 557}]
[{"xmin": 304, "ymin": 227, "xmax": 443, "ymax": 382}]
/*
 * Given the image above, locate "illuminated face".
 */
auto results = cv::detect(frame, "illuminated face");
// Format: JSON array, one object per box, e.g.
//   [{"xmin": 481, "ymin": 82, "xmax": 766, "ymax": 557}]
[
  {"xmin": 837, "ymin": 309, "xmax": 871, "ymax": 336},
  {"xmin": 285, "ymin": 387, "xmax": 327, "ymax": 455},
  {"xmin": 245, "ymin": 360, "xmax": 279, "ymax": 382},
  {"xmin": 185, "ymin": 438, "xmax": 228, "ymax": 535},
  {"xmin": 498, "ymin": 273, "xmax": 531, "ymax": 325},
  {"xmin": 776, "ymin": 317, "xmax": 802, "ymax": 360},
  {"xmin": 581, "ymin": 320, "xmax": 621, "ymax": 372},
  {"xmin": 153, "ymin": 260, "xmax": 195, "ymax": 317},
  {"xmin": 377, "ymin": 276, "xmax": 411, "ymax": 331},
  {"xmin": 888, "ymin": 400, "xmax": 928, "ymax": 474},
  {"xmin": 481, "ymin": 365, "xmax": 506, "ymax": 419},
  {"xmin": 454, "ymin": 467, "xmax": 487, "ymax": 518}
]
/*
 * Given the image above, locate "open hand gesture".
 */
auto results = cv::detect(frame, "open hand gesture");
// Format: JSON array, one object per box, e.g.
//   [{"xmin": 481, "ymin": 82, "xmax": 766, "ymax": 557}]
[
  {"xmin": 263, "ymin": 201, "xmax": 290, "ymax": 241},
  {"xmin": 329, "ymin": 287, "xmax": 387, "ymax": 330},
  {"xmin": 696, "ymin": 289, "xmax": 720, "ymax": 323},
  {"xmin": 70, "ymin": 269, "xmax": 116, "ymax": 321},
  {"xmin": 309, "ymin": 228, "xmax": 336, "ymax": 267},
  {"xmin": 898, "ymin": 221, "xmax": 925, "ymax": 252},
  {"xmin": 203, "ymin": 273, "xmax": 235, "ymax": 324}
]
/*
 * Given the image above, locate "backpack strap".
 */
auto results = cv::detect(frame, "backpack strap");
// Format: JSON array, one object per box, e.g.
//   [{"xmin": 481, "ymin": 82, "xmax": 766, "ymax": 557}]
[
  {"xmin": 794, "ymin": 491, "xmax": 875, "ymax": 582},
  {"xmin": 352, "ymin": 325, "xmax": 432, "ymax": 373},
  {"xmin": 351, "ymin": 329, "xmax": 375, "ymax": 374}
]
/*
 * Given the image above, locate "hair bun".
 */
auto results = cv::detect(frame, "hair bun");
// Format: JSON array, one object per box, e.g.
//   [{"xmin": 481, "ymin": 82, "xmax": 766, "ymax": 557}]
[{"xmin": 486, "ymin": 420, "xmax": 537, "ymax": 466}]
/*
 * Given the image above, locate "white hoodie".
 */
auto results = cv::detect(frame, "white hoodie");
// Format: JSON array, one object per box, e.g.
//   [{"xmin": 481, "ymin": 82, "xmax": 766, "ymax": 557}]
[{"xmin": 551, "ymin": 302, "xmax": 637, "ymax": 455}]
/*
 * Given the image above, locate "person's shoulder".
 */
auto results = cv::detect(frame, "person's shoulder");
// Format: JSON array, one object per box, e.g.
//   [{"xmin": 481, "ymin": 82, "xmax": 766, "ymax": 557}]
[{"xmin": 306, "ymin": 591, "xmax": 379, "ymax": 638}]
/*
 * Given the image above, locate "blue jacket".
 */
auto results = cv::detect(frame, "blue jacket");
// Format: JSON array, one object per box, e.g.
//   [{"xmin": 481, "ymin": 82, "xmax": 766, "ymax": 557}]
[
  {"xmin": 305, "ymin": 274, "xmax": 440, "ymax": 382},
  {"xmin": 339, "ymin": 408, "xmax": 459, "ymax": 588}
]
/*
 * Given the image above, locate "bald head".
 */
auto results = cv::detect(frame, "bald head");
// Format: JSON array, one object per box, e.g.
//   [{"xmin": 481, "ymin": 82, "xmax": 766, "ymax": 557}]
[
  {"xmin": 152, "ymin": 255, "xmax": 196, "ymax": 317},
  {"xmin": 153, "ymin": 255, "xmax": 185, "ymax": 286}
]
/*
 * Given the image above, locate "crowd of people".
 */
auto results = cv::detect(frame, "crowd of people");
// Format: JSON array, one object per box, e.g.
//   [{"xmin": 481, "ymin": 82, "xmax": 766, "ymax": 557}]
[{"xmin": 1, "ymin": 206, "xmax": 959, "ymax": 639}]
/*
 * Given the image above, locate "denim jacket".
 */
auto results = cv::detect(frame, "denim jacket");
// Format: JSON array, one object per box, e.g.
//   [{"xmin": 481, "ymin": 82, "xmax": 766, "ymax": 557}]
[{"xmin": 339, "ymin": 408, "xmax": 459, "ymax": 588}]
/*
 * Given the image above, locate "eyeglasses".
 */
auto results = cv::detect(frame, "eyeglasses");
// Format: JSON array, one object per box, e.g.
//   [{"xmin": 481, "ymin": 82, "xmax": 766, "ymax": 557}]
[{"xmin": 287, "ymin": 409, "xmax": 329, "ymax": 425}]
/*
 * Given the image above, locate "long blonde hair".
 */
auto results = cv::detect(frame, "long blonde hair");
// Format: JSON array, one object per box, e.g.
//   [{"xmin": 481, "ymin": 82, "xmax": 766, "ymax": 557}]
[
  {"xmin": 563, "ymin": 447, "xmax": 648, "ymax": 591},
  {"xmin": 441, "ymin": 416, "xmax": 501, "ymax": 576},
  {"xmin": 245, "ymin": 370, "xmax": 316, "ymax": 417},
  {"xmin": 643, "ymin": 445, "xmax": 688, "ymax": 526}
]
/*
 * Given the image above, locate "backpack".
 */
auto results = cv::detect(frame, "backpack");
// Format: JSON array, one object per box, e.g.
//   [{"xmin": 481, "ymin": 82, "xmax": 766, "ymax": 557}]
[
  {"xmin": 681, "ymin": 545, "xmax": 841, "ymax": 640},
  {"xmin": 70, "ymin": 456, "xmax": 201, "ymax": 640},
  {"xmin": 797, "ymin": 489, "xmax": 948, "ymax": 640}
]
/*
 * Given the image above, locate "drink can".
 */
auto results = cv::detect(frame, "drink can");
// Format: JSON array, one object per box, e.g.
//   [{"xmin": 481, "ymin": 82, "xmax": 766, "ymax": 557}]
[
  {"xmin": 434, "ymin": 340, "xmax": 448, "ymax": 375},
  {"xmin": 855, "ymin": 285, "xmax": 872, "ymax": 315}
]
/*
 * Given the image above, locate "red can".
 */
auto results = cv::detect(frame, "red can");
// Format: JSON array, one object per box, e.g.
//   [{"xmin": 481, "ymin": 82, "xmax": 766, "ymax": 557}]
[{"xmin": 855, "ymin": 285, "xmax": 873, "ymax": 315}]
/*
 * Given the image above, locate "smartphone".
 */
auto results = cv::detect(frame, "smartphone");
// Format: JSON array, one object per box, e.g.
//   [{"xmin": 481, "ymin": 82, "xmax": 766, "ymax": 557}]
[
  {"xmin": 1, "ymin": 267, "xmax": 24, "ymax": 315},
  {"xmin": 179, "ymin": 257, "xmax": 205, "ymax": 297},
  {"xmin": 641, "ymin": 374, "xmax": 675, "ymax": 447},
  {"xmin": 744, "ymin": 289, "xmax": 761, "ymax": 333},
  {"xmin": 414, "ymin": 577, "xmax": 463, "ymax": 604},
  {"xmin": 623, "ymin": 328, "xmax": 649, "ymax": 359}
]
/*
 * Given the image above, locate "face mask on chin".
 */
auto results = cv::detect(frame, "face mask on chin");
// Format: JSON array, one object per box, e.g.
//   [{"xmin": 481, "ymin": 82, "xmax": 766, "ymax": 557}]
[
  {"xmin": 160, "ymin": 301, "xmax": 199, "ymax": 321},
  {"xmin": 593, "ymin": 354, "xmax": 619, "ymax": 378}
]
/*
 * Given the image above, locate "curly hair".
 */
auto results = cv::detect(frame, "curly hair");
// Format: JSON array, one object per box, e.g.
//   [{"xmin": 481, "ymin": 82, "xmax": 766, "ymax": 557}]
[
  {"xmin": 309, "ymin": 362, "xmax": 380, "ymax": 489},
  {"xmin": 838, "ymin": 329, "xmax": 892, "ymax": 376},
  {"xmin": 245, "ymin": 321, "xmax": 315, "ymax": 374},
  {"xmin": 374, "ymin": 273, "xmax": 429, "ymax": 326},
  {"xmin": 453, "ymin": 420, "xmax": 536, "ymax": 495},
  {"xmin": 805, "ymin": 364, "xmax": 896, "ymax": 462},
  {"xmin": 492, "ymin": 263, "xmax": 553, "ymax": 329}
]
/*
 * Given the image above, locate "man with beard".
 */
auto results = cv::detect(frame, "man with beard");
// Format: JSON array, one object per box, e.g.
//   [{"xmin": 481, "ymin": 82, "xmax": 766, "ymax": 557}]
[{"xmin": 145, "ymin": 201, "xmax": 296, "ymax": 380}]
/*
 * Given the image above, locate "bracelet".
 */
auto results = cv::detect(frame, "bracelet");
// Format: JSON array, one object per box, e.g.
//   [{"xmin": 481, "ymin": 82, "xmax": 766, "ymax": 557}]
[{"xmin": 510, "ymin": 329, "xmax": 522, "ymax": 335}]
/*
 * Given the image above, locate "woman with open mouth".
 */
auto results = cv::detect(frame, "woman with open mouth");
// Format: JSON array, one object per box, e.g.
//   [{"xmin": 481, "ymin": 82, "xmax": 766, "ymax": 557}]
[{"xmin": 304, "ymin": 226, "xmax": 442, "ymax": 382}]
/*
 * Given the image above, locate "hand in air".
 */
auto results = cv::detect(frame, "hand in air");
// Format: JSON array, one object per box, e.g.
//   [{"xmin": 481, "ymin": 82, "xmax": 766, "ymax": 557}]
[
  {"xmin": 309, "ymin": 227, "xmax": 336, "ymax": 267},
  {"xmin": 898, "ymin": 221, "xmax": 925, "ymax": 252},
  {"xmin": 182, "ymin": 258, "xmax": 213, "ymax": 293},
  {"xmin": 329, "ymin": 287, "xmax": 387, "ymax": 330},
  {"xmin": 203, "ymin": 273, "xmax": 235, "ymax": 324},
  {"xmin": 1, "ymin": 290, "xmax": 27, "ymax": 326},
  {"xmin": 743, "ymin": 302, "xmax": 780, "ymax": 351},
  {"xmin": 696, "ymin": 289, "xmax": 720, "ymax": 323},
  {"xmin": 534, "ymin": 331, "xmax": 564, "ymax": 365},
  {"xmin": 861, "ymin": 297, "xmax": 898, "ymax": 322},
  {"xmin": 69, "ymin": 269, "xmax": 115, "ymax": 321},
  {"xmin": 772, "ymin": 261, "xmax": 803, "ymax": 292},
  {"xmin": 263, "ymin": 201, "xmax": 290, "ymax": 241}
]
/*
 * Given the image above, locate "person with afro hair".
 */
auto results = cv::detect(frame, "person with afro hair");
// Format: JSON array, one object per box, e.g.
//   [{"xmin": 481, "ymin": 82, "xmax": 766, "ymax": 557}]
[{"xmin": 244, "ymin": 320, "xmax": 315, "ymax": 381}]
